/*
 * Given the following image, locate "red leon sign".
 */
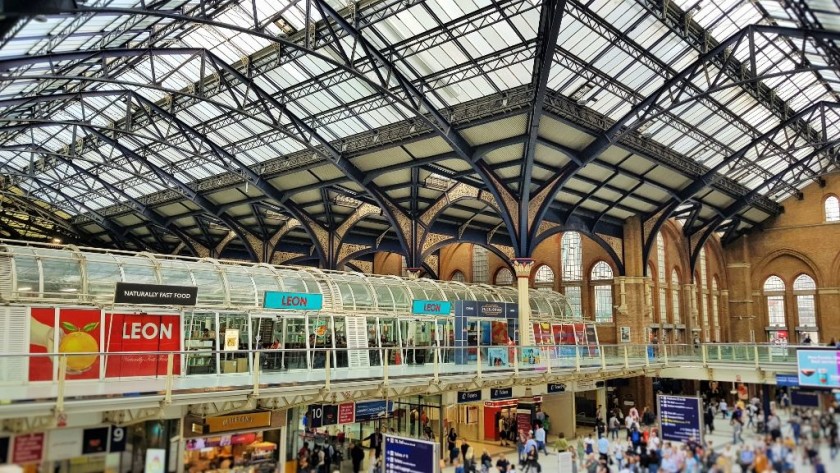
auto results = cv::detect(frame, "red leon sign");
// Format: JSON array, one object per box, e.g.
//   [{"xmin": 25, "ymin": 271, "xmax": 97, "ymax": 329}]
[
  {"xmin": 13, "ymin": 433, "xmax": 44, "ymax": 464},
  {"xmin": 104, "ymin": 314, "xmax": 181, "ymax": 378},
  {"xmin": 338, "ymin": 403, "xmax": 355, "ymax": 425}
]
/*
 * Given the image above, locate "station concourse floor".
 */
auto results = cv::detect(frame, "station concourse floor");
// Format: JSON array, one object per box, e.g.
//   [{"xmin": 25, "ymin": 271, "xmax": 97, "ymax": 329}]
[{"xmin": 342, "ymin": 412, "xmax": 840, "ymax": 473}]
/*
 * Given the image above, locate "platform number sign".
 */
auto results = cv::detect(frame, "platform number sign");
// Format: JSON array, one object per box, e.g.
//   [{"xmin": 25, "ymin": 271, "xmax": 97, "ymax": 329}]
[
  {"xmin": 309, "ymin": 404, "xmax": 337, "ymax": 428},
  {"xmin": 110, "ymin": 426, "xmax": 126, "ymax": 453}
]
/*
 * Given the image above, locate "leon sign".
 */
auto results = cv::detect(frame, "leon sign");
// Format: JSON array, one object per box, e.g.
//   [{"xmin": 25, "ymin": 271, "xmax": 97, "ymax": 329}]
[{"xmin": 264, "ymin": 291, "xmax": 323, "ymax": 310}]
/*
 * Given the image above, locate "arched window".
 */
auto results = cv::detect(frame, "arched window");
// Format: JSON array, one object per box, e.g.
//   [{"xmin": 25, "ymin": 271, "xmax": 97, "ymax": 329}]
[
  {"xmin": 711, "ymin": 278, "xmax": 720, "ymax": 342},
  {"xmin": 534, "ymin": 265, "xmax": 555, "ymax": 288},
  {"xmin": 825, "ymin": 196, "xmax": 840, "ymax": 222},
  {"xmin": 495, "ymin": 268, "xmax": 514, "ymax": 286},
  {"xmin": 591, "ymin": 261, "xmax": 614, "ymax": 323},
  {"xmin": 450, "ymin": 270, "xmax": 466, "ymax": 283},
  {"xmin": 699, "ymin": 248, "xmax": 709, "ymax": 341},
  {"xmin": 793, "ymin": 274, "xmax": 817, "ymax": 328},
  {"xmin": 671, "ymin": 270, "xmax": 681, "ymax": 325},
  {"xmin": 648, "ymin": 264, "xmax": 664, "ymax": 323},
  {"xmin": 763, "ymin": 276, "xmax": 786, "ymax": 327},
  {"xmin": 472, "ymin": 245, "xmax": 488, "ymax": 284},
  {"xmin": 561, "ymin": 232, "xmax": 583, "ymax": 318},
  {"xmin": 656, "ymin": 234, "xmax": 667, "ymax": 324}
]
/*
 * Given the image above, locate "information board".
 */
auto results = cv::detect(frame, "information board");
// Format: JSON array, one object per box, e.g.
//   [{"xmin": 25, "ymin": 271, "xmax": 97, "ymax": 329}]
[
  {"xmin": 797, "ymin": 349, "xmax": 840, "ymax": 388},
  {"xmin": 384, "ymin": 435, "xmax": 439, "ymax": 473},
  {"xmin": 657, "ymin": 395, "xmax": 703, "ymax": 443}
]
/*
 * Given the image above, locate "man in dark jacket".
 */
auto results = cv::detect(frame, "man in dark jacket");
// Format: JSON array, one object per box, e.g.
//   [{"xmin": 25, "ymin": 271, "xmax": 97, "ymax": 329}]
[{"xmin": 350, "ymin": 441, "xmax": 365, "ymax": 473}]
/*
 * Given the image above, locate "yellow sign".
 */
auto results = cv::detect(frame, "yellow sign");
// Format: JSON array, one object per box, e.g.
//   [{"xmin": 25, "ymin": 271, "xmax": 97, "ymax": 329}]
[
  {"xmin": 206, "ymin": 411, "xmax": 272, "ymax": 433},
  {"xmin": 224, "ymin": 329, "xmax": 239, "ymax": 351}
]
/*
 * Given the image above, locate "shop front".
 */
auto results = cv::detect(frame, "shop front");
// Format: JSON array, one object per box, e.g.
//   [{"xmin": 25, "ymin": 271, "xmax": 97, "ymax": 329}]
[
  {"xmin": 450, "ymin": 388, "xmax": 544, "ymax": 445},
  {"xmin": 453, "ymin": 301, "xmax": 518, "ymax": 366},
  {"xmin": 183, "ymin": 411, "xmax": 285, "ymax": 473}
]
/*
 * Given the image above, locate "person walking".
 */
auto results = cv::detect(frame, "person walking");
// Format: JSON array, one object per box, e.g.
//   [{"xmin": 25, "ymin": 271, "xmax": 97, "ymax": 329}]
[
  {"xmin": 609, "ymin": 413, "xmax": 620, "ymax": 440},
  {"xmin": 535, "ymin": 422, "xmax": 549, "ymax": 455},
  {"xmin": 350, "ymin": 441, "xmax": 365, "ymax": 473}
]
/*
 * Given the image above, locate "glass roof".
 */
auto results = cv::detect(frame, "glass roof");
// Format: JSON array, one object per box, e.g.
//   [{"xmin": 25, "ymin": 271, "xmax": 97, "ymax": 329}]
[{"xmin": 0, "ymin": 0, "xmax": 838, "ymax": 250}]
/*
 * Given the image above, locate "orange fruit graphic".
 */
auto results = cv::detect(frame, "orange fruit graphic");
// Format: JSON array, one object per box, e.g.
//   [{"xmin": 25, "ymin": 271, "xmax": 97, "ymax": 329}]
[{"xmin": 59, "ymin": 331, "xmax": 99, "ymax": 372}]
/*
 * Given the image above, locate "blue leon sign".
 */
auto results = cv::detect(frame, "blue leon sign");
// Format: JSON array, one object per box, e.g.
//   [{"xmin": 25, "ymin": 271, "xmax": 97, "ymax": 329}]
[
  {"xmin": 264, "ymin": 291, "xmax": 323, "ymax": 310},
  {"xmin": 658, "ymin": 395, "xmax": 703, "ymax": 443},
  {"xmin": 384, "ymin": 435, "xmax": 438, "ymax": 473},
  {"xmin": 412, "ymin": 300, "xmax": 451, "ymax": 315}
]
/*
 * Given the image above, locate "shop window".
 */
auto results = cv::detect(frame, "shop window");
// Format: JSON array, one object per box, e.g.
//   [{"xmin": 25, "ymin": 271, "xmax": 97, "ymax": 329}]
[
  {"xmin": 825, "ymin": 195, "xmax": 840, "ymax": 222},
  {"xmin": 591, "ymin": 261, "xmax": 613, "ymax": 323},
  {"xmin": 793, "ymin": 274, "xmax": 817, "ymax": 327},
  {"xmin": 763, "ymin": 276, "xmax": 786, "ymax": 327},
  {"xmin": 534, "ymin": 265, "xmax": 555, "ymax": 288},
  {"xmin": 495, "ymin": 267, "xmax": 514, "ymax": 286},
  {"xmin": 450, "ymin": 270, "xmax": 466, "ymax": 283},
  {"xmin": 472, "ymin": 245, "xmax": 488, "ymax": 284},
  {"xmin": 671, "ymin": 270, "xmax": 681, "ymax": 325}
]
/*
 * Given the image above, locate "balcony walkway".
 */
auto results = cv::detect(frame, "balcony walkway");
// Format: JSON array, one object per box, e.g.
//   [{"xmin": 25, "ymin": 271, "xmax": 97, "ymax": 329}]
[{"xmin": 0, "ymin": 344, "xmax": 806, "ymax": 421}]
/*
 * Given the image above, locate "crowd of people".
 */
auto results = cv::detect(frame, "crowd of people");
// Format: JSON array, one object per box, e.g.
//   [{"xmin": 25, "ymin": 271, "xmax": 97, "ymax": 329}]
[{"xmin": 294, "ymin": 389, "xmax": 840, "ymax": 473}]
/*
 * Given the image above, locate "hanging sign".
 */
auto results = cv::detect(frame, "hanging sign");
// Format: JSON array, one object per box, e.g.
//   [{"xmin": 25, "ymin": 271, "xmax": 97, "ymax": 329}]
[
  {"xmin": 412, "ymin": 300, "xmax": 451, "ymax": 315},
  {"xmin": 384, "ymin": 435, "xmax": 439, "ymax": 473},
  {"xmin": 547, "ymin": 383, "xmax": 566, "ymax": 394},
  {"xmin": 13, "ymin": 433, "xmax": 44, "ymax": 464},
  {"xmin": 114, "ymin": 282, "xmax": 197, "ymax": 306},
  {"xmin": 490, "ymin": 388, "xmax": 512, "ymax": 400},
  {"xmin": 457, "ymin": 390, "xmax": 482, "ymax": 403},
  {"xmin": 264, "ymin": 291, "xmax": 323, "ymax": 310},
  {"xmin": 338, "ymin": 403, "xmax": 355, "ymax": 424}
]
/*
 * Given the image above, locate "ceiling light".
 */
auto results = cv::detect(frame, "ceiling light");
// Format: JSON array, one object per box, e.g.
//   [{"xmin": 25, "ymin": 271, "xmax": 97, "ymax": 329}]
[
  {"xmin": 34, "ymin": 15, "xmax": 48, "ymax": 23},
  {"xmin": 51, "ymin": 237, "xmax": 62, "ymax": 244},
  {"xmin": 424, "ymin": 173, "xmax": 453, "ymax": 191},
  {"xmin": 17, "ymin": 286, "xmax": 32, "ymax": 292}
]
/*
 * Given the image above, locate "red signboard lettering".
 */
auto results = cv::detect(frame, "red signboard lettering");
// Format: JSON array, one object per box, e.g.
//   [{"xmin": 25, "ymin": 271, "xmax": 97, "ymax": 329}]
[
  {"xmin": 13, "ymin": 433, "xmax": 44, "ymax": 464},
  {"xmin": 282, "ymin": 295, "xmax": 307, "ymax": 307},
  {"xmin": 338, "ymin": 403, "xmax": 355, "ymax": 424},
  {"xmin": 104, "ymin": 313, "xmax": 181, "ymax": 378}
]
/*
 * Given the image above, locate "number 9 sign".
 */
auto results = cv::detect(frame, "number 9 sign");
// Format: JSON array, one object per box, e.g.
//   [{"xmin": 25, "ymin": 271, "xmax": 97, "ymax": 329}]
[{"xmin": 110, "ymin": 426, "xmax": 126, "ymax": 453}]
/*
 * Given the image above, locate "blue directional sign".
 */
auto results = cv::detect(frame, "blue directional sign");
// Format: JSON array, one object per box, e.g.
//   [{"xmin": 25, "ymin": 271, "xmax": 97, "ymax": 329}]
[
  {"xmin": 411, "ymin": 300, "xmax": 451, "ymax": 315},
  {"xmin": 384, "ymin": 435, "xmax": 438, "ymax": 473},
  {"xmin": 658, "ymin": 395, "xmax": 703, "ymax": 443},
  {"xmin": 264, "ymin": 291, "xmax": 323, "ymax": 310},
  {"xmin": 355, "ymin": 400, "xmax": 393, "ymax": 421},
  {"xmin": 776, "ymin": 373, "xmax": 799, "ymax": 387}
]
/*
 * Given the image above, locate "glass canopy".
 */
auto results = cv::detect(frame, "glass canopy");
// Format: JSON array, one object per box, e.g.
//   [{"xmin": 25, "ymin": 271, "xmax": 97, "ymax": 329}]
[{"xmin": 0, "ymin": 242, "xmax": 574, "ymax": 319}]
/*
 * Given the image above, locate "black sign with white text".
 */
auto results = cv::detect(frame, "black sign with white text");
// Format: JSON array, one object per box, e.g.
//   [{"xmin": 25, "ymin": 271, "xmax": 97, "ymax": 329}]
[
  {"xmin": 490, "ymin": 388, "xmax": 512, "ymax": 400},
  {"xmin": 114, "ymin": 282, "xmax": 198, "ymax": 306},
  {"xmin": 109, "ymin": 426, "xmax": 126, "ymax": 453},
  {"xmin": 457, "ymin": 390, "xmax": 482, "ymax": 403},
  {"xmin": 547, "ymin": 383, "xmax": 566, "ymax": 393}
]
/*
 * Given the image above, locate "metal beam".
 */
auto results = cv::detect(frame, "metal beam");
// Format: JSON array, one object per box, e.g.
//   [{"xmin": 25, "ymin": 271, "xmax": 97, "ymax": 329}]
[
  {"xmin": 520, "ymin": 0, "xmax": 566, "ymax": 245},
  {"xmin": 0, "ymin": 144, "xmax": 204, "ymax": 253}
]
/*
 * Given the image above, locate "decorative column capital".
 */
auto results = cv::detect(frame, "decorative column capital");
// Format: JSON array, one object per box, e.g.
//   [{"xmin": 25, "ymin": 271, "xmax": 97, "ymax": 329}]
[
  {"xmin": 405, "ymin": 268, "xmax": 423, "ymax": 280},
  {"xmin": 511, "ymin": 258, "xmax": 534, "ymax": 278}
]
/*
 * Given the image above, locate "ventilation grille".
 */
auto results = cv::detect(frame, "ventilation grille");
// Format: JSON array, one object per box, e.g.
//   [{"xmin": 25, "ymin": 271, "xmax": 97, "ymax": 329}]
[
  {"xmin": 0, "ymin": 255, "xmax": 12, "ymax": 300},
  {"xmin": 0, "ymin": 306, "xmax": 28, "ymax": 384}
]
